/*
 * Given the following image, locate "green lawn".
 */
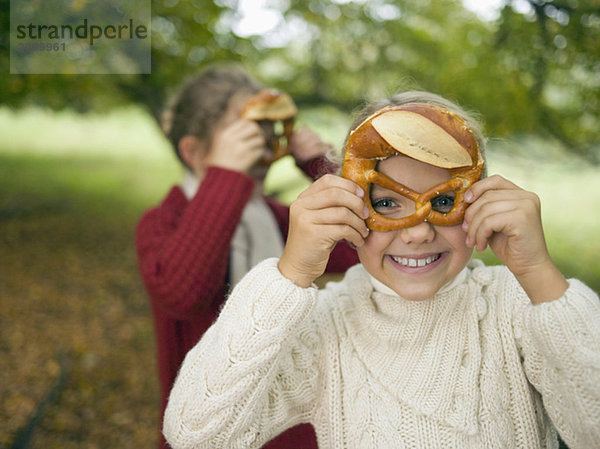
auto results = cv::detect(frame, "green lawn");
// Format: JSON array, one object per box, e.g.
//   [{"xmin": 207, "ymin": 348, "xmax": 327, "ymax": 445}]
[{"xmin": 1, "ymin": 106, "xmax": 598, "ymax": 448}]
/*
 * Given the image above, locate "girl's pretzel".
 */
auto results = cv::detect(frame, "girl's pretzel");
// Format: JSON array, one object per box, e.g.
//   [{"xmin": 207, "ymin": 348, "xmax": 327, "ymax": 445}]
[
  {"xmin": 241, "ymin": 89, "xmax": 297, "ymax": 165},
  {"xmin": 341, "ymin": 103, "xmax": 484, "ymax": 231}
]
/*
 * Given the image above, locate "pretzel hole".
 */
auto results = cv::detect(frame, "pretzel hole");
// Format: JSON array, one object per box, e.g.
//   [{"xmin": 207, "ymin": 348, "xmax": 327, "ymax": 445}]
[
  {"xmin": 370, "ymin": 183, "xmax": 420, "ymax": 219},
  {"xmin": 263, "ymin": 119, "xmax": 294, "ymax": 160},
  {"xmin": 273, "ymin": 120, "xmax": 284, "ymax": 138},
  {"xmin": 429, "ymin": 190, "xmax": 456, "ymax": 215}
]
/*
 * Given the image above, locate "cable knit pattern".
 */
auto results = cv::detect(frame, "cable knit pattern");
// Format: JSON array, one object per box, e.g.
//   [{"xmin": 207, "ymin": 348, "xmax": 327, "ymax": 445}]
[
  {"xmin": 513, "ymin": 278, "xmax": 600, "ymax": 449},
  {"xmin": 164, "ymin": 260, "xmax": 320, "ymax": 449},
  {"xmin": 164, "ymin": 258, "xmax": 600, "ymax": 449}
]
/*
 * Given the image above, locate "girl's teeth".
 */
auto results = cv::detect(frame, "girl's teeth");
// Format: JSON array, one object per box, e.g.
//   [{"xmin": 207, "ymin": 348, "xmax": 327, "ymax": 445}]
[{"xmin": 392, "ymin": 254, "xmax": 440, "ymax": 267}]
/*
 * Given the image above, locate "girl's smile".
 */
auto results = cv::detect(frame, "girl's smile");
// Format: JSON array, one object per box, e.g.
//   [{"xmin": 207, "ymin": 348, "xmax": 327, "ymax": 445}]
[
  {"xmin": 357, "ymin": 155, "xmax": 473, "ymax": 300},
  {"xmin": 388, "ymin": 251, "xmax": 444, "ymax": 272}
]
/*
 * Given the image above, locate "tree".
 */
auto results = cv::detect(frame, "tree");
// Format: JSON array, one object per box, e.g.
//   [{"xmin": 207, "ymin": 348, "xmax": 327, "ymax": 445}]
[
  {"xmin": 1, "ymin": 0, "xmax": 598, "ymax": 159},
  {"xmin": 491, "ymin": 0, "xmax": 600, "ymax": 157}
]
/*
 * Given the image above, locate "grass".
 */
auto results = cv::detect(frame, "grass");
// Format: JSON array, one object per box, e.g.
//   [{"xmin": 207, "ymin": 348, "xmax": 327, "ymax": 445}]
[{"xmin": 0, "ymin": 106, "xmax": 598, "ymax": 448}]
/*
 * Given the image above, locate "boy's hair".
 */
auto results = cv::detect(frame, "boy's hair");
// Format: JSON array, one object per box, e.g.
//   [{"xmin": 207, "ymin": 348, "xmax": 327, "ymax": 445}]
[
  {"xmin": 341, "ymin": 91, "xmax": 487, "ymax": 175},
  {"xmin": 161, "ymin": 64, "xmax": 263, "ymax": 167}
]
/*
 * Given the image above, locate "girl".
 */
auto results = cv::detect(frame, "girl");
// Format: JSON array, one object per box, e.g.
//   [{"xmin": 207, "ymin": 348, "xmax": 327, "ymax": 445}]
[
  {"xmin": 162, "ymin": 91, "xmax": 600, "ymax": 449},
  {"xmin": 135, "ymin": 64, "xmax": 357, "ymax": 449}
]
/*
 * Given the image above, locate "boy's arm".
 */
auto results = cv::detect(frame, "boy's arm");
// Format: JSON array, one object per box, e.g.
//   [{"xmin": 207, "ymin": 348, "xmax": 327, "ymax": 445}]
[
  {"xmin": 163, "ymin": 258, "xmax": 322, "ymax": 449},
  {"xmin": 512, "ymin": 278, "xmax": 600, "ymax": 448},
  {"xmin": 136, "ymin": 167, "xmax": 254, "ymax": 319}
]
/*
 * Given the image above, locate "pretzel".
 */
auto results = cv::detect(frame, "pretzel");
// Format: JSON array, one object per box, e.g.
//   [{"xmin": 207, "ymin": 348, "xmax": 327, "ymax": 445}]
[
  {"xmin": 241, "ymin": 89, "xmax": 297, "ymax": 165},
  {"xmin": 341, "ymin": 103, "xmax": 484, "ymax": 231}
]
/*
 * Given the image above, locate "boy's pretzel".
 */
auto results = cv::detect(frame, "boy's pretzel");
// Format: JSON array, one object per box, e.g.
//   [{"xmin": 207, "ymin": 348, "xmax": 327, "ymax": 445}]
[
  {"xmin": 241, "ymin": 89, "xmax": 297, "ymax": 165},
  {"xmin": 341, "ymin": 103, "xmax": 484, "ymax": 231}
]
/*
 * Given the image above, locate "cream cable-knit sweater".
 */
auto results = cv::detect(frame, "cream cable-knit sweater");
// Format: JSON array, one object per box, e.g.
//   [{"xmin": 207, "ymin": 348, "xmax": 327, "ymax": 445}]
[{"xmin": 164, "ymin": 258, "xmax": 600, "ymax": 449}]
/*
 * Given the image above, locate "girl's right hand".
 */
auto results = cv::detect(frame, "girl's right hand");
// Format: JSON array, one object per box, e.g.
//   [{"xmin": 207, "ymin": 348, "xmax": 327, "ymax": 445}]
[
  {"xmin": 206, "ymin": 119, "xmax": 266, "ymax": 173},
  {"xmin": 278, "ymin": 175, "xmax": 369, "ymax": 287}
]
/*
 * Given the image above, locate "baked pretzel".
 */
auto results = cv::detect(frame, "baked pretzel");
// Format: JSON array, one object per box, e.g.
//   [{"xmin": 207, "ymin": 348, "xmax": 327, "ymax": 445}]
[
  {"xmin": 241, "ymin": 89, "xmax": 297, "ymax": 165},
  {"xmin": 341, "ymin": 103, "xmax": 484, "ymax": 231}
]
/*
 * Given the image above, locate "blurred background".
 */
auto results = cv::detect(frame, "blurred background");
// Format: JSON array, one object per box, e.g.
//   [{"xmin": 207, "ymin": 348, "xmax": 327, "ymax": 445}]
[{"xmin": 1, "ymin": 0, "xmax": 599, "ymax": 447}]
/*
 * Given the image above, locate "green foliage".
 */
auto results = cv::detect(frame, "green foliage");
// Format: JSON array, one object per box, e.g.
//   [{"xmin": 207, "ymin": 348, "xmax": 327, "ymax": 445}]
[
  {"xmin": 1, "ymin": 0, "xmax": 599, "ymax": 158},
  {"xmin": 490, "ymin": 0, "xmax": 600, "ymax": 157}
]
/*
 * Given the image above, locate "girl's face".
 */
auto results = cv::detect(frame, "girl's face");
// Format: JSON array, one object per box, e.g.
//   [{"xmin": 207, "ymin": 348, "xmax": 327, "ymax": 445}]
[{"xmin": 357, "ymin": 155, "xmax": 473, "ymax": 301}]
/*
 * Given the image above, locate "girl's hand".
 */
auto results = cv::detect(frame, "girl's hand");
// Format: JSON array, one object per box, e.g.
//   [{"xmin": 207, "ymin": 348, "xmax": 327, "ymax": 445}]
[
  {"xmin": 289, "ymin": 127, "xmax": 334, "ymax": 163},
  {"xmin": 278, "ymin": 175, "xmax": 369, "ymax": 287},
  {"xmin": 463, "ymin": 174, "xmax": 568, "ymax": 303},
  {"xmin": 206, "ymin": 119, "xmax": 266, "ymax": 173}
]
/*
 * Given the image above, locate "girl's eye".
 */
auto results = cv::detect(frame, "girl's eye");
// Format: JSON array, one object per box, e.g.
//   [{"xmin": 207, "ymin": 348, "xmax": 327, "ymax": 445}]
[
  {"xmin": 430, "ymin": 194, "xmax": 455, "ymax": 214},
  {"xmin": 372, "ymin": 198, "xmax": 397, "ymax": 214}
]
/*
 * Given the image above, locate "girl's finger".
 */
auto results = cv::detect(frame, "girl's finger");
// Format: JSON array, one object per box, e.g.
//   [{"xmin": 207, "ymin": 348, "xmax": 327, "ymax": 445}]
[
  {"xmin": 464, "ymin": 174, "xmax": 523, "ymax": 204},
  {"xmin": 321, "ymin": 223, "xmax": 366, "ymax": 248},
  {"xmin": 306, "ymin": 206, "xmax": 370, "ymax": 238},
  {"xmin": 463, "ymin": 189, "xmax": 531, "ymax": 227},
  {"xmin": 465, "ymin": 199, "xmax": 519, "ymax": 246},
  {"xmin": 300, "ymin": 174, "xmax": 364, "ymax": 199},
  {"xmin": 469, "ymin": 210, "xmax": 514, "ymax": 251},
  {"xmin": 231, "ymin": 117, "xmax": 260, "ymax": 131},
  {"xmin": 242, "ymin": 134, "xmax": 267, "ymax": 151},
  {"xmin": 224, "ymin": 119, "xmax": 263, "ymax": 142},
  {"xmin": 297, "ymin": 187, "xmax": 369, "ymax": 220}
]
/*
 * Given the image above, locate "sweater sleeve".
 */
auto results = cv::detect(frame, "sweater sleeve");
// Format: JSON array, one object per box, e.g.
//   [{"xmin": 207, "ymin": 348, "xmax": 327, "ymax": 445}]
[
  {"xmin": 135, "ymin": 167, "xmax": 254, "ymax": 320},
  {"xmin": 163, "ymin": 258, "xmax": 322, "ymax": 449},
  {"xmin": 513, "ymin": 278, "xmax": 600, "ymax": 449},
  {"xmin": 296, "ymin": 155, "xmax": 340, "ymax": 181}
]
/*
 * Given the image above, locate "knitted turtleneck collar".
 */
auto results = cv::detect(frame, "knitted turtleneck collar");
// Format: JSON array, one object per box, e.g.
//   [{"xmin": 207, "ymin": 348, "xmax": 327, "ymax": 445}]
[
  {"xmin": 368, "ymin": 266, "xmax": 470, "ymax": 298},
  {"xmin": 343, "ymin": 262, "xmax": 482, "ymax": 435}
]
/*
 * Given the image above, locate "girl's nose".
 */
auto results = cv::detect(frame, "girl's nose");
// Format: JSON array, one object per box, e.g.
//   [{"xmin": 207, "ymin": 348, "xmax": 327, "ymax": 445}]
[{"xmin": 396, "ymin": 220, "xmax": 435, "ymax": 244}]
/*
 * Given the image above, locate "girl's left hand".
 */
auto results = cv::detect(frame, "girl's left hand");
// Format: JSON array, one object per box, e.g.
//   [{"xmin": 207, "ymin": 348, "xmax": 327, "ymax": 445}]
[
  {"xmin": 463, "ymin": 174, "xmax": 547, "ymax": 273},
  {"xmin": 462, "ymin": 174, "xmax": 568, "ymax": 302},
  {"xmin": 289, "ymin": 127, "xmax": 333, "ymax": 162}
]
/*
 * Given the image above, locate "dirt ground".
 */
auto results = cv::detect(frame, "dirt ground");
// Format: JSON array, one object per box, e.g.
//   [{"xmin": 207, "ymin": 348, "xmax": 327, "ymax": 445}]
[{"xmin": 1, "ymin": 154, "xmax": 160, "ymax": 448}]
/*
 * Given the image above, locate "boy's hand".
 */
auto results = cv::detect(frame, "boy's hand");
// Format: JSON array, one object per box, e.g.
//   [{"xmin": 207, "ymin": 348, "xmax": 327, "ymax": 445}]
[
  {"xmin": 289, "ymin": 127, "xmax": 334, "ymax": 163},
  {"xmin": 206, "ymin": 119, "xmax": 266, "ymax": 173},
  {"xmin": 463, "ymin": 174, "xmax": 568, "ymax": 303},
  {"xmin": 278, "ymin": 175, "xmax": 369, "ymax": 287}
]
